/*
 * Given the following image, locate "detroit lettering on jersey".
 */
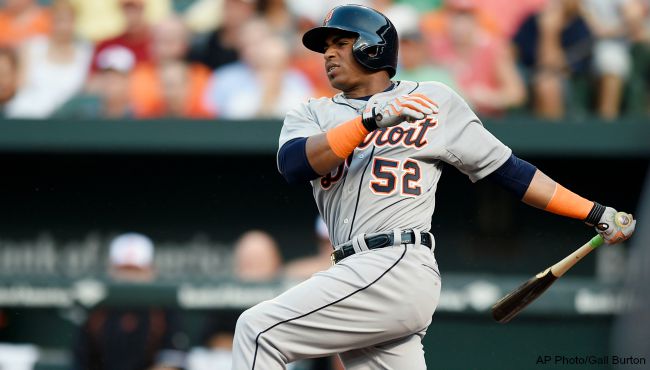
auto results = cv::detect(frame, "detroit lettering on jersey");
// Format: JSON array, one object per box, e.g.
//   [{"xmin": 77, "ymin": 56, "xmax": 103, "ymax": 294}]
[
  {"xmin": 278, "ymin": 80, "xmax": 512, "ymax": 246},
  {"xmin": 359, "ymin": 119, "xmax": 437, "ymax": 150}
]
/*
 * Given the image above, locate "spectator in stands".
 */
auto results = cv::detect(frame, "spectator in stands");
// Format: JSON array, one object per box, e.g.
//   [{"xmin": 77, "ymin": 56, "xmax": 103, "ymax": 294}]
[
  {"xmin": 513, "ymin": 0, "xmax": 593, "ymax": 119},
  {"xmin": 423, "ymin": 0, "xmax": 526, "ymax": 116},
  {"xmin": 4, "ymin": 0, "xmax": 92, "ymax": 119},
  {"xmin": 387, "ymin": 4, "xmax": 458, "ymax": 89},
  {"xmin": 187, "ymin": 0, "xmax": 257, "ymax": 70},
  {"xmin": 257, "ymin": 0, "xmax": 296, "ymax": 41},
  {"xmin": 129, "ymin": 16, "xmax": 212, "ymax": 118},
  {"xmin": 0, "ymin": 0, "xmax": 51, "ymax": 47},
  {"xmin": 284, "ymin": 216, "xmax": 333, "ymax": 281},
  {"xmin": 73, "ymin": 232, "xmax": 187, "ymax": 370},
  {"xmin": 421, "ymin": 0, "xmax": 502, "ymax": 40},
  {"xmin": 106, "ymin": 233, "xmax": 157, "ymax": 282},
  {"xmin": 233, "ymin": 229, "xmax": 282, "ymax": 282},
  {"xmin": 146, "ymin": 15, "xmax": 191, "ymax": 66},
  {"xmin": 54, "ymin": 46, "xmax": 136, "ymax": 118},
  {"xmin": 582, "ymin": 0, "xmax": 644, "ymax": 119},
  {"xmin": 203, "ymin": 19, "xmax": 313, "ymax": 119},
  {"xmin": 89, "ymin": 0, "xmax": 153, "ymax": 74},
  {"xmin": 0, "ymin": 48, "xmax": 19, "ymax": 117},
  {"xmin": 69, "ymin": 0, "xmax": 171, "ymax": 43},
  {"xmin": 625, "ymin": 0, "xmax": 650, "ymax": 115},
  {"xmin": 156, "ymin": 60, "xmax": 213, "ymax": 118},
  {"xmin": 456, "ymin": 0, "xmax": 547, "ymax": 39}
]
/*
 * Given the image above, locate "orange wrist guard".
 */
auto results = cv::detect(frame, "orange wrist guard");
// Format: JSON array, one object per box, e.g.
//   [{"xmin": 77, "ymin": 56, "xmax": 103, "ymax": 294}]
[
  {"xmin": 326, "ymin": 116, "xmax": 370, "ymax": 159},
  {"xmin": 544, "ymin": 184, "xmax": 594, "ymax": 220}
]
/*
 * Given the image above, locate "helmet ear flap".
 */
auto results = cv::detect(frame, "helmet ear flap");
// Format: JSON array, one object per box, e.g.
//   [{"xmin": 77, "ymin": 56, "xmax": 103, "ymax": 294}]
[{"xmin": 364, "ymin": 45, "xmax": 384, "ymax": 58}]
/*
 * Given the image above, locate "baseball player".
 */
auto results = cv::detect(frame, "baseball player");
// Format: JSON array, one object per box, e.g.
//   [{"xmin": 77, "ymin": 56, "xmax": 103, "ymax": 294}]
[{"xmin": 232, "ymin": 5, "xmax": 637, "ymax": 369}]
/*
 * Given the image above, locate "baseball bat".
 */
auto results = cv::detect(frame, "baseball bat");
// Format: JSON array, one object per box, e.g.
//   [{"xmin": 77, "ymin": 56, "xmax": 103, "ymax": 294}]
[{"xmin": 491, "ymin": 234, "xmax": 605, "ymax": 323}]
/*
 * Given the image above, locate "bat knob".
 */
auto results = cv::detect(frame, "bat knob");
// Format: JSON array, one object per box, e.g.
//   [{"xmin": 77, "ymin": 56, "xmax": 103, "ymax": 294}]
[{"xmin": 615, "ymin": 212, "xmax": 632, "ymax": 227}]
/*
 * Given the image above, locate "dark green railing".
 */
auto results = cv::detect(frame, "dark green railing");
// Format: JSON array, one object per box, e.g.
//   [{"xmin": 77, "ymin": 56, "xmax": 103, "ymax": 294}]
[{"xmin": 0, "ymin": 117, "xmax": 648, "ymax": 156}]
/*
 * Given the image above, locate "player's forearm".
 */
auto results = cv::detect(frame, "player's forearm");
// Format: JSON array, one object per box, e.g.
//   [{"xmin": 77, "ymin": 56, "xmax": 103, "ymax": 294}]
[
  {"xmin": 487, "ymin": 157, "xmax": 604, "ymax": 225},
  {"xmin": 306, "ymin": 115, "xmax": 372, "ymax": 175},
  {"xmin": 306, "ymin": 133, "xmax": 347, "ymax": 175},
  {"xmin": 490, "ymin": 160, "xmax": 633, "ymax": 242},
  {"xmin": 522, "ymin": 169, "xmax": 604, "ymax": 225},
  {"xmin": 521, "ymin": 169, "xmax": 636, "ymax": 245},
  {"xmin": 521, "ymin": 170, "xmax": 557, "ymax": 209}
]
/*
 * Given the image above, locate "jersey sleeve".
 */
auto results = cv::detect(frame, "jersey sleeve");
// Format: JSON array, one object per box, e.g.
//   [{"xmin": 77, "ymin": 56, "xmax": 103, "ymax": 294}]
[
  {"xmin": 277, "ymin": 100, "xmax": 324, "ymax": 173},
  {"xmin": 278, "ymin": 100, "xmax": 324, "ymax": 149},
  {"xmin": 440, "ymin": 88, "xmax": 512, "ymax": 183}
]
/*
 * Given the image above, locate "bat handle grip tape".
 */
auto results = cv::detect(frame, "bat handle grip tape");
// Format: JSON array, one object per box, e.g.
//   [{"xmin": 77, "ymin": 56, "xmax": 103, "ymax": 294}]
[{"xmin": 590, "ymin": 235, "xmax": 605, "ymax": 249}]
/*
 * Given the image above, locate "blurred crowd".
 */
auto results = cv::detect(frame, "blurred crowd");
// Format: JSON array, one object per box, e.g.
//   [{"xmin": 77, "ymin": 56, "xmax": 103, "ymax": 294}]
[
  {"xmin": 68, "ymin": 221, "xmax": 337, "ymax": 370},
  {"xmin": 0, "ymin": 0, "xmax": 649, "ymax": 122},
  {"xmin": 0, "ymin": 218, "xmax": 337, "ymax": 370}
]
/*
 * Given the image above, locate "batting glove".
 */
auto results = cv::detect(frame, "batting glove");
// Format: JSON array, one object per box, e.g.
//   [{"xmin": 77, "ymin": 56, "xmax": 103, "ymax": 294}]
[
  {"xmin": 362, "ymin": 94, "xmax": 438, "ymax": 130},
  {"xmin": 595, "ymin": 207, "xmax": 636, "ymax": 244}
]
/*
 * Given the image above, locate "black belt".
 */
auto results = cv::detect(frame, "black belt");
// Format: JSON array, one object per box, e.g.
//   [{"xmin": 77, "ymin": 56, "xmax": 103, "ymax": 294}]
[{"xmin": 331, "ymin": 231, "xmax": 432, "ymax": 264}]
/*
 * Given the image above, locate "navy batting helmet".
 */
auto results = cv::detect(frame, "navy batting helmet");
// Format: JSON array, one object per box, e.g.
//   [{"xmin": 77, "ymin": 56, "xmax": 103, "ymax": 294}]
[{"xmin": 302, "ymin": 4, "xmax": 398, "ymax": 77}]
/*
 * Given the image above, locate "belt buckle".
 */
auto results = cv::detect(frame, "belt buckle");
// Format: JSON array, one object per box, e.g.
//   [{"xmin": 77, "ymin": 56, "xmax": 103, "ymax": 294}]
[{"xmin": 330, "ymin": 252, "xmax": 336, "ymax": 265}]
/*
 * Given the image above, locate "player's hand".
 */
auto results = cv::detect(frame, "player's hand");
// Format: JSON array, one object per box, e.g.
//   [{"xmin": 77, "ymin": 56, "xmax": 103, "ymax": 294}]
[
  {"xmin": 364, "ymin": 94, "xmax": 438, "ymax": 129},
  {"xmin": 595, "ymin": 207, "xmax": 636, "ymax": 244}
]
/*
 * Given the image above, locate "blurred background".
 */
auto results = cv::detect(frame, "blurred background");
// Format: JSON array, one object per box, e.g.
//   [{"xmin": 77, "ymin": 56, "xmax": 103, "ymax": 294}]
[{"xmin": 0, "ymin": 0, "xmax": 648, "ymax": 369}]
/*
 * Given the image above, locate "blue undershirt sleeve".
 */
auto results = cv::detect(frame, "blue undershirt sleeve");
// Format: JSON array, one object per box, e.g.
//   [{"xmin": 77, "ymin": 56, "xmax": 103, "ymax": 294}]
[
  {"xmin": 485, "ymin": 154, "xmax": 537, "ymax": 199},
  {"xmin": 278, "ymin": 137, "xmax": 320, "ymax": 184}
]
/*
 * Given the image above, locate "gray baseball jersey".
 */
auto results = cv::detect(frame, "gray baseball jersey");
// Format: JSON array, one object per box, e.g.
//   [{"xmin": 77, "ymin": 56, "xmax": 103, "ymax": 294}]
[
  {"xmin": 279, "ymin": 80, "xmax": 512, "ymax": 246},
  {"xmin": 232, "ymin": 80, "xmax": 511, "ymax": 370}
]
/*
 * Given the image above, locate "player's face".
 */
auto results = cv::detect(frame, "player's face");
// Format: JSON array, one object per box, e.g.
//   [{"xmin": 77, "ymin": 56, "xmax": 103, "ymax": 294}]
[{"xmin": 323, "ymin": 34, "xmax": 373, "ymax": 92}]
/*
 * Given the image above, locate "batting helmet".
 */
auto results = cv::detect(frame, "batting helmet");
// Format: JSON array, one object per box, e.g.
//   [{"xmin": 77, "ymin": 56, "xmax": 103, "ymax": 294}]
[{"xmin": 302, "ymin": 4, "xmax": 399, "ymax": 77}]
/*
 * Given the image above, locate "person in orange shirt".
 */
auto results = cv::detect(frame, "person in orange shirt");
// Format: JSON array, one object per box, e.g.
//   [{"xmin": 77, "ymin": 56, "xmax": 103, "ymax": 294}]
[
  {"xmin": 0, "ymin": 0, "xmax": 51, "ymax": 47},
  {"xmin": 155, "ymin": 59, "xmax": 212, "ymax": 118},
  {"xmin": 129, "ymin": 15, "xmax": 212, "ymax": 118}
]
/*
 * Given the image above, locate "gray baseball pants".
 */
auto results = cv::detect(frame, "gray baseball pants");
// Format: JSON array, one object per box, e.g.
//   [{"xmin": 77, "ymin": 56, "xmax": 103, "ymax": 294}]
[{"xmin": 232, "ymin": 231, "xmax": 441, "ymax": 370}]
